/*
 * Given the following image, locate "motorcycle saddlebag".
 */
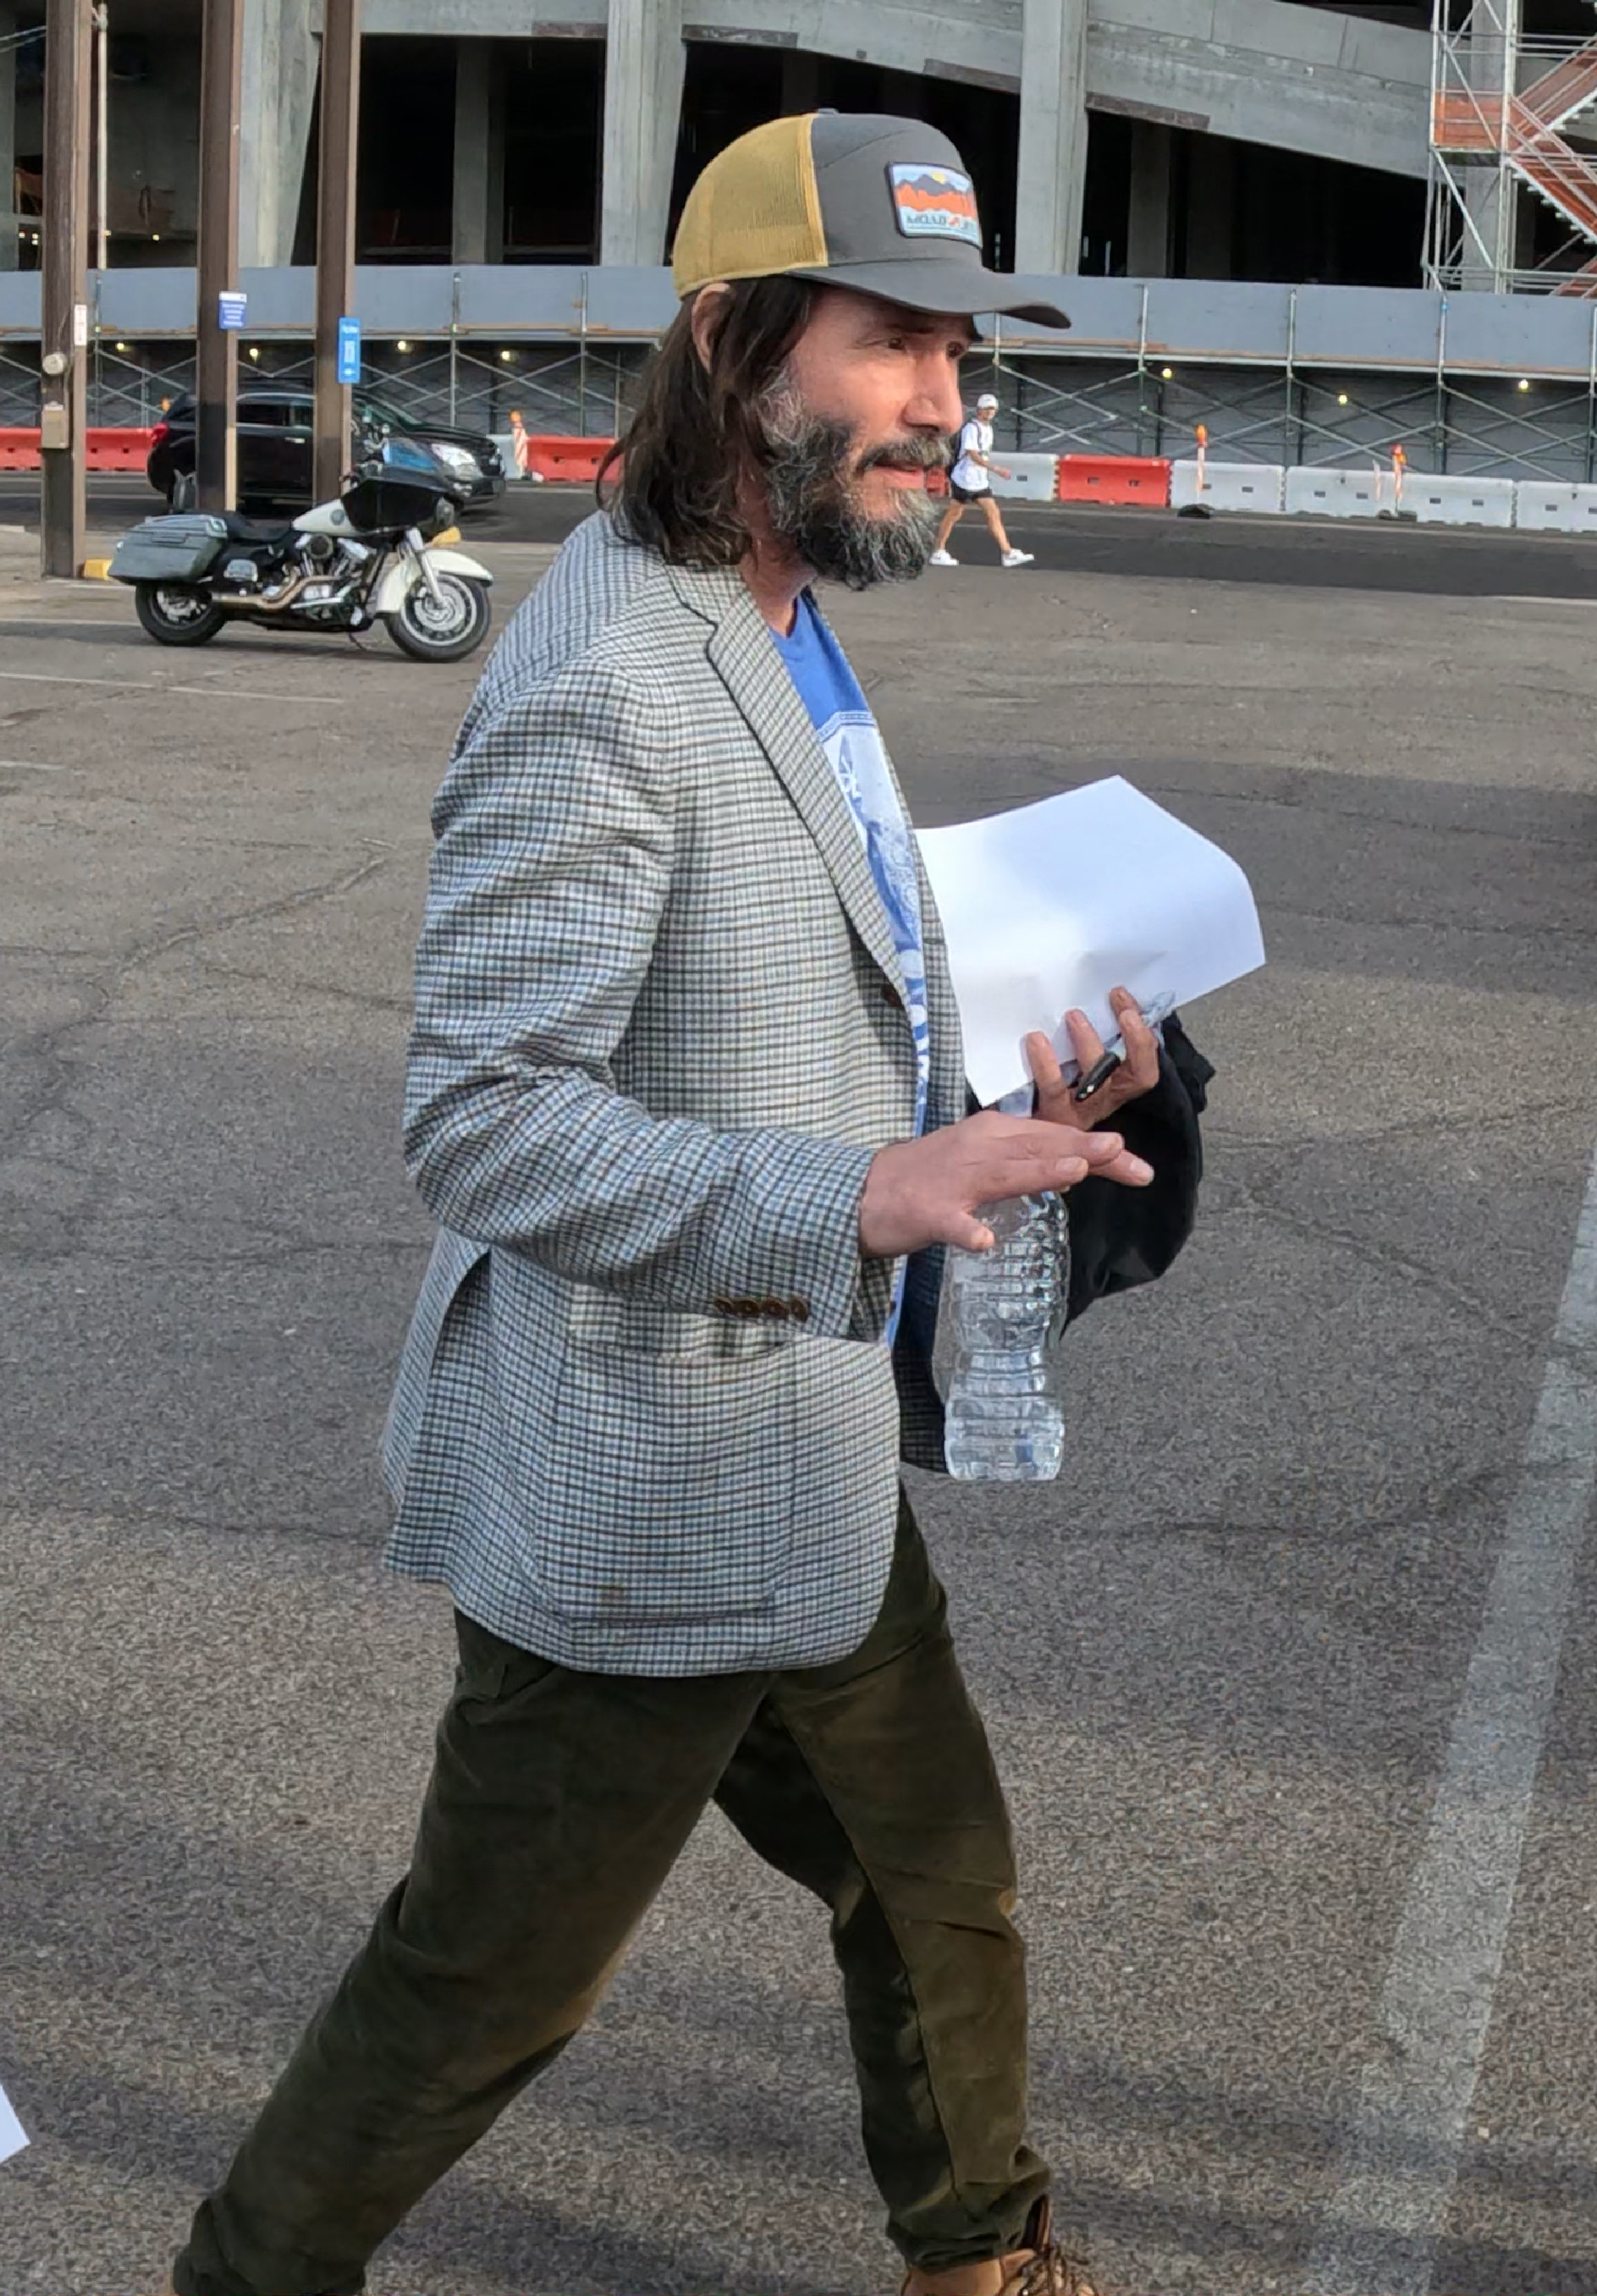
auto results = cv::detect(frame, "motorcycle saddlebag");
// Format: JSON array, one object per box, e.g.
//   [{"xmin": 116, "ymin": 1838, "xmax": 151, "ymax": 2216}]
[{"xmin": 109, "ymin": 514, "xmax": 230, "ymax": 585}]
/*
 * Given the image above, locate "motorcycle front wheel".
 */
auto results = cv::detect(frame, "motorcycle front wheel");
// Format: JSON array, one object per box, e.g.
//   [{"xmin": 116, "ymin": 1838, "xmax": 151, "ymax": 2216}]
[
  {"xmin": 388, "ymin": 572, "xmax": 492, "ymax": 664},
  {"xmin": 134, "ymin": 582, "xmax": 227, "ymax": 647}
]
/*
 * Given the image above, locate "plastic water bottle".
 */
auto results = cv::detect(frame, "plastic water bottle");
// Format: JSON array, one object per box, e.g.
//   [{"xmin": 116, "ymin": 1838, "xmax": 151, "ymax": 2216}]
[{"xmin": 942, "ymin": 1185, "xmax": 1069, "ymax": 1482}]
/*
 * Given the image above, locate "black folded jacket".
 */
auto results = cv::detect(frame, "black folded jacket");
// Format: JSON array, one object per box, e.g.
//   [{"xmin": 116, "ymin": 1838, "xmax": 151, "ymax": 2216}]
[{"xmin": 1064, "ymin": 1012, "xmax": 1213, "ymax": 1320}]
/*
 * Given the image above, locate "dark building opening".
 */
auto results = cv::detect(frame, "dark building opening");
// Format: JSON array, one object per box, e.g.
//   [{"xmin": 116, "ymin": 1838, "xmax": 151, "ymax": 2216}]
[
  {"xmin": 502, "ymin": 40, "xmax": 605, "ymax": 261},
  {"xmin": 1168, "ymin": 129, "xmax": 1426, "ymax": 285},
  {"xmin": 344, "ymin": 34, "xmax": 604, "ymax": 266},
  {"xmin": 357, "ymin": 38, "xmax": 456, "ymax": 262}
]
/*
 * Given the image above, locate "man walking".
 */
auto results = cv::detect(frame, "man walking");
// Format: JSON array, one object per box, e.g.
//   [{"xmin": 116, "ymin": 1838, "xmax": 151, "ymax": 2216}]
[
  {"xmin": 928, "ymin": 390, "xmax": 1034, "ymax": 569},
  {"xmin": 158, "ymin": 113, "xmax": 1208, "ymax": 2296}
]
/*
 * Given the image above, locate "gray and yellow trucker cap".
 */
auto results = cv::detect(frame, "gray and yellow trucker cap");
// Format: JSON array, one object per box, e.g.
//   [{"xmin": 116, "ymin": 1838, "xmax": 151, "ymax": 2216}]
[{"xmin": 671, "ymin": 112, "xmax": 1071, "ymax": 330}]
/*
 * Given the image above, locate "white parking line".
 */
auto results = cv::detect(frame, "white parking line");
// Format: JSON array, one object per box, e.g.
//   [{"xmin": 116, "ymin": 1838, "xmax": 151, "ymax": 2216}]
[
  {"xmin": 0, "ymin": 668, "xmax": 152, "ymax": 690},
  {"xmin": 1303, "ymin": 1137, "xmax": 1597, "ymax": 2296},
  {"xmin": 0, "ymin": 758, "xmax": 69, "ymax": 771},
  {"xmin": 0, "ymin": 667, "xmax": 346, "ymax": 703},
  {"xmin": 168, "ymin": 683, "xmax": 349, "ymax": 703}
]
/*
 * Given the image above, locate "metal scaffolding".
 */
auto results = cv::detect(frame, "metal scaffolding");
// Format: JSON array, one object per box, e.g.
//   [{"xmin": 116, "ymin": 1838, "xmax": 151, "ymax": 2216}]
[{"xmin": 1426, "ymin": 0, "xmax": 1597, "ymax": 294}]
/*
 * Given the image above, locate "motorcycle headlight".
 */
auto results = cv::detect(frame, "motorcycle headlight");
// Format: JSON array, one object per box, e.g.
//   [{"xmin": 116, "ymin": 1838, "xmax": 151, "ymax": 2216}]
[{"xmin": 431, "ymin": 443, "xmax": 480, "ymax": 476}]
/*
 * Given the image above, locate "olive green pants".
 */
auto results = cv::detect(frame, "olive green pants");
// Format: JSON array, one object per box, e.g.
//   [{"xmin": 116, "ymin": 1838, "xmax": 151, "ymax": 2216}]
[{"xmin": 173, "ymin": 1498, "xmax": 1048, "ymax": 2294}]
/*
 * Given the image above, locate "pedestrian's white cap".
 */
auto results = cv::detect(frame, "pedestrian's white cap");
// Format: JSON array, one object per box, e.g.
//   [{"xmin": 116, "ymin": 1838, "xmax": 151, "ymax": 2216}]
[{"xmin": 976, "ymin": 390, "xmax": 999, "ymax": 409}]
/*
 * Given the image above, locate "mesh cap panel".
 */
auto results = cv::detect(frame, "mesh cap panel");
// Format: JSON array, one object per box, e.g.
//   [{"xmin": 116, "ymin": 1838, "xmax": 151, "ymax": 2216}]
[{"xmin": 672, "ymin": 115, "xmax": 829, "ymax": 296}]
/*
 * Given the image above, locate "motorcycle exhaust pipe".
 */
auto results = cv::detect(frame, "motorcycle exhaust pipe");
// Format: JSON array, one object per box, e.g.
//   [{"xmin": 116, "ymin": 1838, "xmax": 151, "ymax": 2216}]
[{"xmin": 213, "ymin": 570, "xmax": 320, "ymax": 615}]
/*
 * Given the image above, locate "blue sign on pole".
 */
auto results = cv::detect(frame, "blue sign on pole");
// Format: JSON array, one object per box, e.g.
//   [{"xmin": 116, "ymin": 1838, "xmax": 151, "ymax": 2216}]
[
  {"xmin": 336, "ymin": 316, "xmax": 362, "ymax": 386},
  {"xmin": 217, "ymin": 291, "xmax": 247, "ymax": 331}
]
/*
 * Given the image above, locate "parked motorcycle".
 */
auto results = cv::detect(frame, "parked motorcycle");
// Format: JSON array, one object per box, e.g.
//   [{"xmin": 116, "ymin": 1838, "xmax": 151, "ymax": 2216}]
[{"xmin": 109, "ymin": 437, "xmax": 494, "ymax": 663}]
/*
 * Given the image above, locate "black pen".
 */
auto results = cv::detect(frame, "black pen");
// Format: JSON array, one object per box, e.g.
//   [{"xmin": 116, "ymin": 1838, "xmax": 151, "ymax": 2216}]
[
  {"xmin": 1070, "ymin": 992, "xmax": 1178, "ymax": 1104},
  {"xmin": 1072, "ymin": 1049, "xmax": 1123, "ymax": 1104}
]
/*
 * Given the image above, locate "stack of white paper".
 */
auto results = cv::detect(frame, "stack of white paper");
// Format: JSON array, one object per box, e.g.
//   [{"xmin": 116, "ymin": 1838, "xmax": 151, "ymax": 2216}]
[
  {"xmin": 0, "ymin": 2079, "xmax": 26, "ymax": 2167},
  {"xmin": 917, "ymin": 775, "xmax": 1265, "ymax": 1106}
]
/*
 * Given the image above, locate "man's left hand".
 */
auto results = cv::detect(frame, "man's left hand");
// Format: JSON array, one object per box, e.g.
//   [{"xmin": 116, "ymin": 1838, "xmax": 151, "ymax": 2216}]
[{"xmin": 1027, "ymin": 986, "xmax": 1162, "ymax": 1132}]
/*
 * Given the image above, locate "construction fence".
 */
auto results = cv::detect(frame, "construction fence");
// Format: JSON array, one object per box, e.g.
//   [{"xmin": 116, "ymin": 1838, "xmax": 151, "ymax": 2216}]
[{"xmin": 5, "ymin": 270, "xmax": 1597, "ymax": 484}]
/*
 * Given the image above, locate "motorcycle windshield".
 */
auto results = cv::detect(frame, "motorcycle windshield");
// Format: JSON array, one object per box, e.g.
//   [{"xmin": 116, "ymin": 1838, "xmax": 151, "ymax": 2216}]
[{"xmin": 378, "ymin": 437, "xmax": 447, "ymax": 481}]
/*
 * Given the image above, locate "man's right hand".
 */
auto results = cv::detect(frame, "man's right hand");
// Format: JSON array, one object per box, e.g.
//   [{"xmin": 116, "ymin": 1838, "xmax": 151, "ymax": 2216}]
[{"xmin": 858, "ymin": 1110, "xmax": 1153, "ymax": 1260}]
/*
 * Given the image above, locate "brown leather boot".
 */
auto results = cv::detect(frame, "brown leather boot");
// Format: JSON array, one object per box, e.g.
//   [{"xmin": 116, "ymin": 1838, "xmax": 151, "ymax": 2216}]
[{"xmin": 901, "ymin": 2200, "xmax": 1100, "ymax": 2296}]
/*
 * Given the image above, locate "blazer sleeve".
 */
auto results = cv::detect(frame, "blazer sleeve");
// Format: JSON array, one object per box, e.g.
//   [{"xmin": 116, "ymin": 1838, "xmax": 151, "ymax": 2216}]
[{"xmin": 403, "ymin": 657, "xmax": 874, "ymax": 1335}]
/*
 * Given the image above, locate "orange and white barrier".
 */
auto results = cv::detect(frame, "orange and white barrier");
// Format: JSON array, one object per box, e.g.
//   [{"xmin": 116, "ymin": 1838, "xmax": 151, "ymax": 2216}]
[
  {"xmin": 988, "ymin": 452, "xmax": 1061, "ymax": 501},
  {"xmin": 1515, "ymin": 481, "xmax": 1597, "ymax": 532},
  {"xmin": 520, "ymin": 434, "xmax": 614, "ymax": 483},
  {"xmin": 1285, "ymin": 466, "xmax": 1383, "ymax": 519},
  {"xmin": 1058, "ymin": 454, "xmax": 1170, "ymax": 506},
  {"xmin": 0, "ymin": 426, "xmax": 155, "ymax": 472},
  {"xmin": 1171, "ymin": 457, "xmax": 1285, "ymax": 513}
]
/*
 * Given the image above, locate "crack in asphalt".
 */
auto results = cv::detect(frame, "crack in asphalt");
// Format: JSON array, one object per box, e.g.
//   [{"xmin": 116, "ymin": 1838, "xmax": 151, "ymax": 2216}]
[{"xmin": 0, "ymin": 852, "xmax": 400, "ymax": 1174}]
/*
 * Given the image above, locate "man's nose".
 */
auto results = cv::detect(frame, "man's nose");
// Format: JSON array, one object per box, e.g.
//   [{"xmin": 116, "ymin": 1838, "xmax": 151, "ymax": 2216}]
[{"xmin": 908, "ymin": 363, "xmax": 966, "ymax": 437}]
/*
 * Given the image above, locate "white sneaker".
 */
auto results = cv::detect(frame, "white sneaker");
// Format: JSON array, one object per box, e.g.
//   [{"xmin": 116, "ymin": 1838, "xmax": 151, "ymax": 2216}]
[
  {"xmin": 1002, "ymin": 548, "xmax": 1035, "ymax": 568},
  {"xmin": 927, "ymin": 549, "xmax": 959, "ymax": 567}
]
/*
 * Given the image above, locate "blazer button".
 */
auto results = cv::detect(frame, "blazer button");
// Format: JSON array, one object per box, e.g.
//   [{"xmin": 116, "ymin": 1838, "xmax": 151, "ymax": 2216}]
[
  {"xmin": 789, "ymin": 1297, "xmax": 811, "ymax": 1324},
  {"xmin": 761, "ymin": 1297, "xmax": 789, "ymax": 1319},
  {"xmin": 881, "ymin": 981, "xmax": 904, "ymax": 1012}
]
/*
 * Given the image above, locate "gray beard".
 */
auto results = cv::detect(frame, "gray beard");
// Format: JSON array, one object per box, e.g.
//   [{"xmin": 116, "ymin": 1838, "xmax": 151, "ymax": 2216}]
[{"xmin": 756, "ymin": 393, "xmax": 944, "ymax": 590}]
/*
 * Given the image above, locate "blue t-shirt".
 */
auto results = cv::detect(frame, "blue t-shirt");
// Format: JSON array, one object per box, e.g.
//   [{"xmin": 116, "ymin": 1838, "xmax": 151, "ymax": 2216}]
[{"xmin": 772, "ymin": 595, "xmax": 930, "ymax": 1337}]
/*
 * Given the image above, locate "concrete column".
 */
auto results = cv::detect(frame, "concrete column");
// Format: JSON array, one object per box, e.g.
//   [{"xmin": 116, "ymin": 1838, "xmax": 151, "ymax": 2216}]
[
  {"xmin": 781, "ymin": 50, "xmax": 821, "ymax": 114},
  {"xmin": 1014, "ymin": 0, "xmax": 1090, "ymax": 274},
  {"xmin": 240, "ymin": 0, "xmax": 319, "ymax": 268},
  {"xmin": 600, "ymin": 0, "xmax": 685, "ymax": 267},
  {"xmin": 452, "ymin": 38, "xmax": 505, "ymax": 263},
  {"xmin": 1126, "ymin": 120, "xmax": 1172, "ymax": 277},
  {"xmin": 1184, "ymin": 135, "xmax": 1237, "ymax": 278},
  {"xmin": 0, "ymin": 1, "xmax": 17, "ymax": 272}
]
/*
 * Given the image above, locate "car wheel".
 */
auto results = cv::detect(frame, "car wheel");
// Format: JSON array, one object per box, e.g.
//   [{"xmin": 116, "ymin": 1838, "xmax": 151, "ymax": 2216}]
[{"xmin": 169, "ymin": 470, "xmax": 197, "ymax": 513}]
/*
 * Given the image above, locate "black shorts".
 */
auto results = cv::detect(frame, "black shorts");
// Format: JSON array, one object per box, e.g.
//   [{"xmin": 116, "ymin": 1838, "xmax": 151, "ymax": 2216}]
[{"xmin": 950, "ymin": 479, "xmax": 992, "ymax": 504}]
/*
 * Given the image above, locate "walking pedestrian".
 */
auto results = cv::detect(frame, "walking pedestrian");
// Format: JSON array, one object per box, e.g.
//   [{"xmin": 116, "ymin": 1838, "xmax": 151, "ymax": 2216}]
[
  {"xmin": 154, "ymin": 111, "xmax": 1211, "ymax": 2296},
  {"xmin": 928, "ymin": 390, "xmax": 1034, "ymax": 568}
]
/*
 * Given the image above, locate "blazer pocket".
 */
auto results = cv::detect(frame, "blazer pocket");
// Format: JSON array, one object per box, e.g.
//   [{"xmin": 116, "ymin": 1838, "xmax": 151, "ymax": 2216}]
[
  {"xmin": 526, "ymin": 1342, "xmax": 797, "ymax": 1623},
  {"xmin": 566, "ymin": 1288, "xmax": 789, "ymax": 1361}
]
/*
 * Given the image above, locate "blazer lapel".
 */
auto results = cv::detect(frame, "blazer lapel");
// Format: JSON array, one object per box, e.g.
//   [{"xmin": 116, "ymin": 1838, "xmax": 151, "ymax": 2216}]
[{"xmin": 673, "ymin": 563, "xmax": 905, "ymax": 991}]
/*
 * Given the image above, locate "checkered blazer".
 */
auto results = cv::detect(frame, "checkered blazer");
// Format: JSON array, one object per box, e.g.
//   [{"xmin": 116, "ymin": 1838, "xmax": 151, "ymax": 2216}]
[{"xmin": 383, "ymin": 511, "xmax": 966, "ymax": 1676}]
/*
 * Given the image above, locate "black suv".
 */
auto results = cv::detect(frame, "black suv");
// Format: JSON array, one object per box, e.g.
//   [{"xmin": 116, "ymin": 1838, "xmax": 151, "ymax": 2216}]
[{"xmin": 147, "ymin": 390, "xmax": 506, "ymax": 513}]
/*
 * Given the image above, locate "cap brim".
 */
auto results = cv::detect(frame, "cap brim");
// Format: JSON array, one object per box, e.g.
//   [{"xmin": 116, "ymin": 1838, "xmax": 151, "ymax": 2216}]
[{"xmin": 787, "ymin": 256, "xmax": 1071, "ymax": 331}]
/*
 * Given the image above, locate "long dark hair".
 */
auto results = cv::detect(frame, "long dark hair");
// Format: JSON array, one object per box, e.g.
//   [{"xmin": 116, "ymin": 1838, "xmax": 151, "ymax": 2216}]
[{"xmin": 598, "ymin": 276, "xmax": 816, "ymax": 567}]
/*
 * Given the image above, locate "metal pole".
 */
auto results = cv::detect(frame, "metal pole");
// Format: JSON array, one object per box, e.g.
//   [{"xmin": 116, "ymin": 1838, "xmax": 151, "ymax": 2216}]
[
  {"xmin": 313, "ymin": 0, "xmax": 360, "ymax": 506},
  {"xmin": 40, "ymin": 0, "xmax": 92, "ymax": 579},
  {"xmin": 195, "ymin": 0, "xmax": 243, "ymax": 511},
  {"xmin": 449, "ymin": 269, "xmax": 460, "ymax": 426},
  {"xmin": 577, "ymin": 266, "xmax": 588, "ymax": 436},
  {"xmin": 94, "ymin": 2, "xmax": 106, "ymax": 273},
  {"xmin": 1436, "ymin": 292, "xmax": 1450, "ymax": 473},
  {"xmin": 1586, "ymin": 301, "xmax": 1596, "ymax": 484},
  {"xmin": 1137, "ymin": 283, "xmax": 1155, "ymax": 457}
]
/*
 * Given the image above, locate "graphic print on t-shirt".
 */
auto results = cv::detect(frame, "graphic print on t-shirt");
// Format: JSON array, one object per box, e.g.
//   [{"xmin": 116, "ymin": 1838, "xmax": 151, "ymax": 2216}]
[{"xmin": 772, "ymin": 595, "xmax": 931, "ymax": 1341}]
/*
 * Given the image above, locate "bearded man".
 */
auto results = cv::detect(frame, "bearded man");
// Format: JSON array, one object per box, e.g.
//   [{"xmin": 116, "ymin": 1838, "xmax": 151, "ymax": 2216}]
[{"xmin": 159, "ymin": 113, "xmax": 1211, "ymax": 2296}]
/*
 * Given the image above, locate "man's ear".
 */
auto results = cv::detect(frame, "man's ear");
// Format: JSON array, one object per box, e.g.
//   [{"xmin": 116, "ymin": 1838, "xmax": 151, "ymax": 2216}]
[{"xmin": 689, "ymin": 282, "xmax": 733, "ymax": 373}]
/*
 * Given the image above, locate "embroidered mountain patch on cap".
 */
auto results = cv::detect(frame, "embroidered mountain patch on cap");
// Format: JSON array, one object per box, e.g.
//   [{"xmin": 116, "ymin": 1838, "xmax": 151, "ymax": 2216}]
[{"xmin": 887, "ymin": 164, "xmax": 981, "ymax": 247}]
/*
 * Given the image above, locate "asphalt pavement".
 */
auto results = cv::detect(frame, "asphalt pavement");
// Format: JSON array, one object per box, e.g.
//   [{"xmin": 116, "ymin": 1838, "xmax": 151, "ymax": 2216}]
[{"xmin": 2, "ymin": 518, "xmax": 1597, "ymax": 2294}]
